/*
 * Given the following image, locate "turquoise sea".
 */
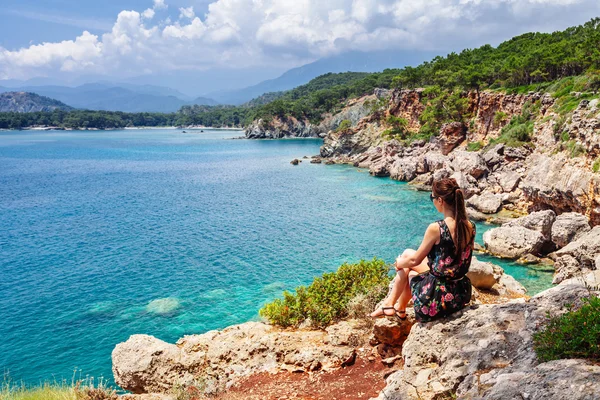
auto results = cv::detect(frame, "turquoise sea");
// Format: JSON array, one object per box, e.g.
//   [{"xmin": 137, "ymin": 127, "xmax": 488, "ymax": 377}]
[{"xmin": 0, "ymin": 129, "xmax": 553, "ymax": 385}]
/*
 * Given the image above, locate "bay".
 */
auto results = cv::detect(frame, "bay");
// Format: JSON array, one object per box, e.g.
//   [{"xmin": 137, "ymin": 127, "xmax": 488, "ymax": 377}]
[{"xmin": 0, "ymin": 129, "xmax": 552, "ymax": 385}]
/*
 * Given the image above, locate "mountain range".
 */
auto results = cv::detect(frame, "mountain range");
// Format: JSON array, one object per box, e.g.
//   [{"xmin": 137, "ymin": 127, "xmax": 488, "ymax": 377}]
[
  {"xmin": 0, "ymin": 49, "xmax": 439, "ymax": 112},
  {"xmin": 0, "ymin": 92, "xmax": 73, "ymax": 113},
  {"xmin": 0, "ymin": 83, "xmax": 217, "ymax": 113}
]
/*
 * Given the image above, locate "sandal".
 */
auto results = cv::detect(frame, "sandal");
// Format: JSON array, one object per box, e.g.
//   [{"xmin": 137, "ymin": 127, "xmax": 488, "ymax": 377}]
[
  {"xmin": 370, "ymin": 306, "xmax": 397, "ymax": 318},
  {"xmin": 395, "ymin": 309, "xmax": 407, "ymax": 321}
]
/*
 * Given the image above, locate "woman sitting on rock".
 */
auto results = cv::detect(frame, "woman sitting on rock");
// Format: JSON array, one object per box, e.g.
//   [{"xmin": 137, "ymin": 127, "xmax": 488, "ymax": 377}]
[{"xmin": 371, "ymin": 178, "xmax": 475, "ymax": 322}]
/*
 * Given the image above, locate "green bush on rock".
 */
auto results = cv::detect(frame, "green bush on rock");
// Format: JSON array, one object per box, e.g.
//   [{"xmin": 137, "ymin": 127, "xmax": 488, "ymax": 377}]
[
  {"xmin": 533, "ymin": 295, "xmax": 600, "ymax": 362},
  {"xmin": 259, "ymin": 258, "xmax": 390, "ymax": 328}
]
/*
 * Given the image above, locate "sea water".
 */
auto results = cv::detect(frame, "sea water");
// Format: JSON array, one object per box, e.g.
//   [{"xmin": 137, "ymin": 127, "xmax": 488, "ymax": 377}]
[{"xmin": 0, "ymin": 129, "xmax": 553, "ymax": 385}]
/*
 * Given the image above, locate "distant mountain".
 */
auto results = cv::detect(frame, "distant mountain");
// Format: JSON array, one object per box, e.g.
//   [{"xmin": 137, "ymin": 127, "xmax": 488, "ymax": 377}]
[
  {"xmin": 209, "ymin": 50, "xmax": 439, "ymax": 105},
  {"xmin": 0, "ymin": 83, "xmax": 218, "ymax": 113},
  {"xmin": 0, "ymin": 92, "xmax": 74, "ymax": 112}
]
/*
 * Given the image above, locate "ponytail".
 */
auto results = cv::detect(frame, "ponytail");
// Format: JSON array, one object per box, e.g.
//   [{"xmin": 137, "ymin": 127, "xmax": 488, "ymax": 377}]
[
  {"xmin": 432, "ymin": 178, "xmax": 473, "ymax": 256},
  {"xmin": 454, "ymin": 189, "xmax": 471, "ymax": 256}
]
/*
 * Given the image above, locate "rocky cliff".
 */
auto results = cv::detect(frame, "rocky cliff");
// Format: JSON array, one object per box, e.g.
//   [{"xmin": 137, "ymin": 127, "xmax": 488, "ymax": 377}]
[
  {"xmin": 0, "ymin": 91, "xmax": 74, "ymax": 112},
  {"xmin": 316, "ymin": 88, "xmax": 600, "ymax": 226}
]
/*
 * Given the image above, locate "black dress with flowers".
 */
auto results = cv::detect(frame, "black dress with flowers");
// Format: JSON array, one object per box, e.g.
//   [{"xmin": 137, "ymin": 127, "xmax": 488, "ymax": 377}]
[{"xmin": 410, "ymin": 220, "xmax": 475, "ymax": 322}]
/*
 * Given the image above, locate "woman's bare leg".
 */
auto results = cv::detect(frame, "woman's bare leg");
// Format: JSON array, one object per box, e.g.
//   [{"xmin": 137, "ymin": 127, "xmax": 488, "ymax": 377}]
[
  {"xmin": 396, "ymin": 259, "xmax": 430, "ymax": 313},
  {"xmin": 370, "ymin": 268, "xmax": 408, "ymax": 317}
]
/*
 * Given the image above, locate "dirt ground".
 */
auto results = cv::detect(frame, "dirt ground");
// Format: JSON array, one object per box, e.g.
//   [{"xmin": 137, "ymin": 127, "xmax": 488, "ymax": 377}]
[{"xmin": 214, "ymin": 354, "xmax": 399, "ymax": 400}]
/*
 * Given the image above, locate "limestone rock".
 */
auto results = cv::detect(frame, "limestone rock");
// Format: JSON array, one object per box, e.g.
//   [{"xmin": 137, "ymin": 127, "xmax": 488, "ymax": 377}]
[
  {"xmin": 372, "ymin": 316, "xmax": 414, "ymax": 346},
  {"xmin": 466, "ymin": 258, "xmax": 497, "ymax": 290},
  {"xmin": 504, "ymin": 210, "xmax": 556, "ymax": 240},
  {"xmin": 424, "ymin": 152, "xmax": 449, "ymax": 172},
  {"xmin": 113, "ymin": 321, "xmax": 364, "ymax": 396},
  {"xmin": 552, "ymin": 254, "xmax": 582, "ymax": 284},
  {"xmin": 373, "ymin": 279, "xmax": 595, "ymax": 400},
  {"xmin": 437, "ymin": 122, "xmax": 466, "ymax": 155},
  {"xmin": 482, "ymin": 144, "xmax": 505, "ymax": 168},
  {"xmin": 467, "ymin": 192, "xmax": 503, "ymax": 214},
  {"xmin": 554, "ymin": 226, "xmax": 600, "ymax": 268},
  {"xmin": 551, "ymin": 212, "xmax": 591, "ymax": 249},
  {"xmin": 389, "ymin": 157, "xmax": 418, "ymax": 181},
  {"xmin": 494, "ymin": 270, "xmax": 527, "ymax": 296},
  {"xmin": 483, "ymin": 226, "xmax": 545, "ymax": 258},
  {"xmin": 496, "ymin": 170, "xmax": 521, "ymax": 192},
  {"xmin": 449, "ymin": 150, "xmax": 489, "ymax": 179},
  {"xmin": 450, "ymin": 171, "xmax": 480, "ymax": 198}
]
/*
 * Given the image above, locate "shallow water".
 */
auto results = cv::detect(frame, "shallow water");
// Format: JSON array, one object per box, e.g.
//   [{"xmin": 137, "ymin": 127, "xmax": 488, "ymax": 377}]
[{"xmin": 0, "ymin": 129, "xmax": 553, "ymax": 385}]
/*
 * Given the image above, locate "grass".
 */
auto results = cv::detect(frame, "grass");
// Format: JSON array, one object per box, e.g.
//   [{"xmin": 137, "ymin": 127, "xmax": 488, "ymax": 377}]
[
  {"xmin": 563, "ymin": 140, "xmax": 587, "ymax": 158},
  {"xmin": 593, "ymin": 157, "xmax": 600, "ymax": 173},
  {"xmin": 1, "ymin": 376, "xmax": 117, "ymax": 400},
  {"xmin": 466, "ymin": 141, "xmax": 484, "ymax": 152},
  {"xmin": 259, "ymin": 258, "xmax": 390, "ymax": 328}
]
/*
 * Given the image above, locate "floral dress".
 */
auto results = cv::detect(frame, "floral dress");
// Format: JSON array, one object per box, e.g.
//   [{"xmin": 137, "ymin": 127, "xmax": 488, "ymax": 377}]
[{"xmin": 410, "ymin": 220, "xmax": 475, "ymax": 322}]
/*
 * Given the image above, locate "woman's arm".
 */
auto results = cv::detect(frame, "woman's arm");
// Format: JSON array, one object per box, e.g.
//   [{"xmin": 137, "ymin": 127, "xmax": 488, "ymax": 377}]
[{"xmin": 395, "ymin": 223, "xmax": 440, "ymax": 270}]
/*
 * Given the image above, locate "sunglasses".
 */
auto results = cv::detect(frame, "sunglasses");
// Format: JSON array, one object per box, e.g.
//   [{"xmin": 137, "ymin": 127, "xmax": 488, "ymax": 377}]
[{"xmin": 430, "ymin": 194, "xmax": 439, "ymax": 202}]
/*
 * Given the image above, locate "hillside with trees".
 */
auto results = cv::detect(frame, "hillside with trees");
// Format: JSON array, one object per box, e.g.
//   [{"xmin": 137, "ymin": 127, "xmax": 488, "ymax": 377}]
[
  {"xmin": 1, "ymin": 18, "xmax": 599, "ymax": 130},
  {"xmin": 0, "ymin": 92, "xmax": 73, "ymax": 113}
]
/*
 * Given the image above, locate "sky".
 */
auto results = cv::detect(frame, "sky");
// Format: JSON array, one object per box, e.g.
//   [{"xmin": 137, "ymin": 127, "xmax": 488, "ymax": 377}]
[{"xmin": 0, "ymin": 0, "xmax": 599, "ymax": 89}]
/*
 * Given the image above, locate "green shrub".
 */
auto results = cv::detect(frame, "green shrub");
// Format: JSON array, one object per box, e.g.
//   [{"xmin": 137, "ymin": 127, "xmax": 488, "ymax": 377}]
[
  {"xmin": 466, "ymin": 141, "xmax": 484, "ymax": 152},
  {"xmin": 493, "ymin": 111, "xmax": 508, "ymax": 126},
  {"xmin": 561, "ymin": 131, "xmax": 571, "ymax": 142},
  {"xmin": 259, "ymin": 258, "xmax": 390, "ymax": 328},
  {"xmin": 564, "ymin": 140, "xmax": 586, "ymax": 158},
  {"xmin": 593, "ymin": 158, "xmax": 600, "ymax": 173},
  {"xmin": 489, "ymin": 114, "xmax": 534, "ymax": 147},
  {"xmin": 533, "ymin": 295, "xmax": 600, "ymax": 362},
  {"xmin": 335, "ymin": 119, "xmax": 352, "ymax": 133}
]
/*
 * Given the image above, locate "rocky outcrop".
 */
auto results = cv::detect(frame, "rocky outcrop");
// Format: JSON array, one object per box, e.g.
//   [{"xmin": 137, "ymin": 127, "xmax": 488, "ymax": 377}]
[
  {"xmin": 551, "ymin": 212, "xmax": 592, "ymax": 248},
  {"xmin": 373, "ymin": 271, "xmax": 600, "ymax": 400},
  {"xmin": 521, "ymin": 153, "xmax": 600, "ymax": 225},
  {"xmin": 467, "ymin": 192, "xmax": 503, "ymax": 214},
  {"xmin": 467, "ymin": 257, "xmax": 526, "ymax": 296},
  {"xmin": 483, "ymin": 226, "xmax": 546, "ymax": 258},
  {"xmin": 245, "ymin": 117, "xmax": 324, "ymax": 139},
  {"xmin": 113, "ymin": 320, "xmax": 366, "ymax": 396},
  {"xmin": 554, "ymin": 226, "xmax": 600, "ymax": 272}
]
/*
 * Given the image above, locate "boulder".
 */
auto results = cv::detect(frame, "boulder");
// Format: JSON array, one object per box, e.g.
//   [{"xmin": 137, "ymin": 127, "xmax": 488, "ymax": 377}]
[
  {"xmin": 466, "ymin": 258, "xmax": 497, "ymax": 290},
  {"xmin": 496, "ymin": 170, "xmax": 521, "ymax": 192},
  {"xmin": 290, "ymin": 159, "xmax": 300, "ymax": 165},
  {"xmin": 373, "ymin": 279, "xmax": 597, "ymax": 400},
  {"xmin": 483, "ymin": 226, "xmax": 546, "ymax": 258},
  {"xmin": 450, "ymin": 171, "xmax": 480, "ymax": 198},
  {"xmin": 467, "ymin": 192, "xmax": 503, "ymax": 214},
  {"xmin": 389, "ymin": 157, "xmax": 418, "ymax": 181},
  {"xmin": 408, "ymin": 172, "xmax": 433, "ymax": 191},
  {"xmin": 449, "ymin": 150, "xmax": 489, "ymax": 179},
  {"xmin": 469, "ymin": 360, "xmax": 600, "ymax": 400},
  {"xmin": 433, "ymin": 168, "xmax": 452, "ymax": 182},
  {"xmin": 552, "ymin": 255, "xmax": 582, "ymax": 285},
  {"xmin": 372, "ymin": 316, "xmax": 414, "ymax": 346},
  {"xmin": 482, "ymin": 144, "xmax": 505, "ymax": 168},
  {"xmin": 554, "ymin": 226, "xmax": 600, "ymax": 268},
  {"xmin": 551, "ymin": 212, "xmax": 591, "ymax": 249},
  {"xmin": 504, "ymin": 210, "xmax": 556, "ymax": 241},
  {"xmin": 424, "ymin": 152, "xmax": 449, "ymax": 172},
  {"xmin": 494, "ymin": 272, "xmax": 527, "ymax": 296},
  {"xmin": 437, "ymin": 122, "xmax": 466, "ymax": 155},
  {"xmin": 113, "ymin": 321, "xmax": 363, "ymax": 396}
]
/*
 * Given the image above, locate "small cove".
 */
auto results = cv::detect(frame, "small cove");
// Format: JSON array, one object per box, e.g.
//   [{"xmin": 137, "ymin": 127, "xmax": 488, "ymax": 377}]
[{"xmin": 0, "ymin": 129, "xmax": 553, "ymax": 385}]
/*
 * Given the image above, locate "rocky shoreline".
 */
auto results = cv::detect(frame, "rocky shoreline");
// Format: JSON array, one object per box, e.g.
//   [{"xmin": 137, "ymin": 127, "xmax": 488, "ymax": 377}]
[
  {"xmin": 109, "ymin": 87, "xmax": 600, "ymax": 399},
  {"xmin": 111, "ymin": 259, "xmax": 599, "ymax": 399}
]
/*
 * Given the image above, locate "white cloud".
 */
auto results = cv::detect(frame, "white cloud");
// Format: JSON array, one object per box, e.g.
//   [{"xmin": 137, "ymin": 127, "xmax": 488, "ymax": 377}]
[
  {"xmin": 153, "ymin": 0, "xmax": 168, "ymax": 10},
  {"xmin": 0, "ymin": 0, "xmax": 598, "ymax": 80},
  {"xmin": 179, "ymin": 6, "xmax": 195, "ymax": 19},
  {"xmin": 142, "ymin": 8, "xmax": 155, "ymax": 19}
]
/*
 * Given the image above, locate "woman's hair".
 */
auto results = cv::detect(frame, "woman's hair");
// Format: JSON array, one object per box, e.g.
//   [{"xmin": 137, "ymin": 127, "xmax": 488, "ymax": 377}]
[{"xmin": 432, "ymin": 178, "xmax": 473, "ymax": 256}]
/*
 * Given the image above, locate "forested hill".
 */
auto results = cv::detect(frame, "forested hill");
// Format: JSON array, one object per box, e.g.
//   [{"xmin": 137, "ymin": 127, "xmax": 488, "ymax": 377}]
[
  {"xmin": 0, "ymin": 92, "xmax": 73, "ymax": 113},
  {"xmin": 1, "ymin": 18, "xmax": 599, "ymax": 130}
]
